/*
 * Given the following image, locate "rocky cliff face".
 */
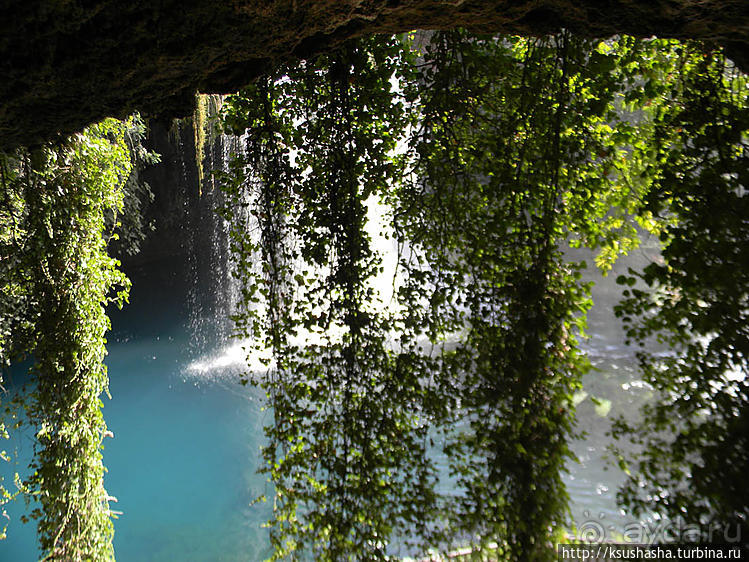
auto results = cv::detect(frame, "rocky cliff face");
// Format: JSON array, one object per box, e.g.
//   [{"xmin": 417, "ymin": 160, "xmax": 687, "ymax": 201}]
[{"xmin": 2, "ymin": 0, "xmax": 749, "ymax": 149}]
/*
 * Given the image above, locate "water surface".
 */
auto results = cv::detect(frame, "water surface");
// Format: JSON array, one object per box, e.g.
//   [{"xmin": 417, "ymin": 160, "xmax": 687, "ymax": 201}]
[{"xmin": 0, "ymin": 244, "xmax": 659, "ymax": 559}]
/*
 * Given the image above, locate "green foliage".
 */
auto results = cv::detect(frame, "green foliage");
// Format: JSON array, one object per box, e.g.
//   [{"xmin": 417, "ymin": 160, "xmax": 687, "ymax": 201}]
[
  {"xmin": 392, "ymin": 31, "xmax": 603, "ymax": 559},
  {"xmin": 612, "ymin": 44, "xmax": 749, "ymax": 541},
  {"xmin": 222, "ymin": 36, "xmax": 440, "ymax": 560},
  {"xmin": 0, "ymin": 26, "xmax": 739, "ymax": 562},
  {"xmin": 107, "ymin": 115, "xmax": 160, "ymax": 258},
  {"xmin": 0, "ymin": 116, "xmax": 140, "ymax": 560},
  {"xmin": 219, "ymin": 31, "xmax": 697, "ymax": 560}
]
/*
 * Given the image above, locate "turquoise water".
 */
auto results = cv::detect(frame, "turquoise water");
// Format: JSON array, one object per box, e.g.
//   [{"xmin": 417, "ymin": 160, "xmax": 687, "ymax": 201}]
[
  {"xmin": 0, "ymin": 245, "xmax": 658, "ymax": 560},
  {"xmin": 103, "ymin": 328, "xmax": 271, "ymax": 561},
  {"xmin": 0, "ymin": 265, "xmax": 274, "ymax": 561}
]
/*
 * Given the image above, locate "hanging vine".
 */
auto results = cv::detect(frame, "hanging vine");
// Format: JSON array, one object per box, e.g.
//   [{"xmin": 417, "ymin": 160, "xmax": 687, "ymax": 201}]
[
  {"xmin": 390, "ymin": 30, "xmax": 648, "ymax": 558},
  {"xmin": 612, "ymin": 44, "xmax": 749, "ymax": 542},
  {"xmin": 1, "ymin": 116, "xmax": 148, "ymax": 560},
  {"xmin": 222, "ymin": 36, "xmax": 440, "ymax": 560}
]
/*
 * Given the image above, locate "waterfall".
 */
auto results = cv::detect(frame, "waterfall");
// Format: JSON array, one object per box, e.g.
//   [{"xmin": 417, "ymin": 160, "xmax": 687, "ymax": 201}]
[{"xmin": 121, "ymin": 97, "xmax": 242, "ymax": 352}]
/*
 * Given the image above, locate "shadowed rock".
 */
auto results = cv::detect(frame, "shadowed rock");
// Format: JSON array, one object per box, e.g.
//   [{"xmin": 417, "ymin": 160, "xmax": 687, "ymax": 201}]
[{"xmin": 2, "ymin": 0, "xmax": 748, "ymax": 148}]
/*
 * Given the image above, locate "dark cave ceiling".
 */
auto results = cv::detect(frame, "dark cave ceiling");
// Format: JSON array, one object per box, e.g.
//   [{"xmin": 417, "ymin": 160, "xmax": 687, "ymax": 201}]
[{"xmin": 2, "ymin": 0, "xmax": 748, "ymax": 149}]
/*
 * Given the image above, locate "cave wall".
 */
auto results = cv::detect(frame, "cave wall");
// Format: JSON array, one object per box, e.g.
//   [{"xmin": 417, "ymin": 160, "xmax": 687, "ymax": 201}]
[{"xmin": 2, "ymin": 0, "xmax": 749, "ymax": 149}]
